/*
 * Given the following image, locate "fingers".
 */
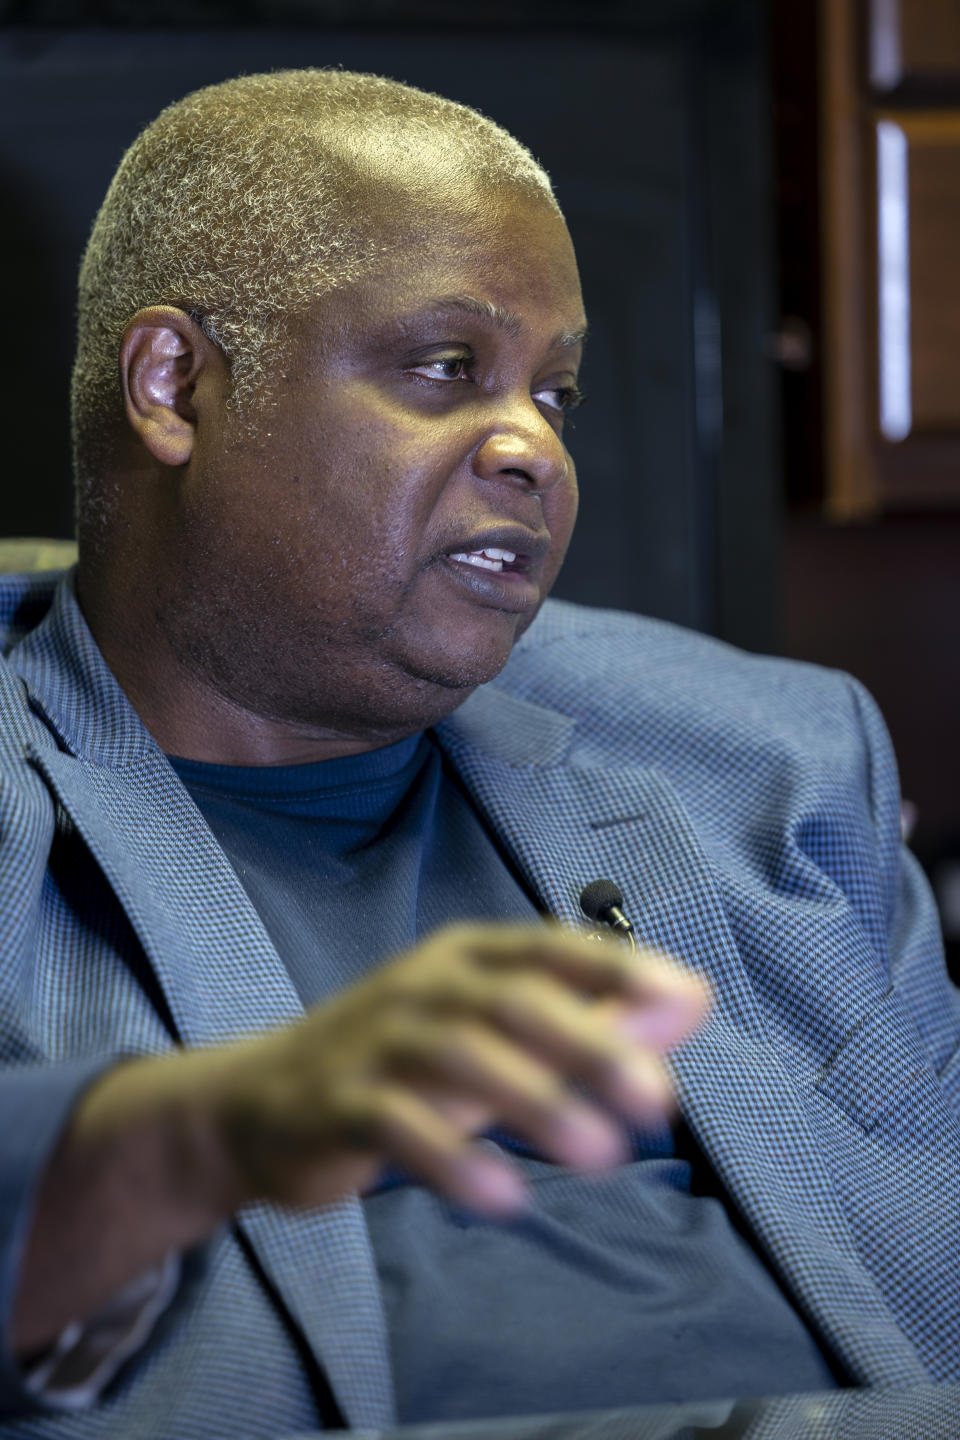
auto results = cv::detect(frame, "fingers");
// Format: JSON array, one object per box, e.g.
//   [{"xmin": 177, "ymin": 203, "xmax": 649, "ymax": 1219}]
[
  {"xmin": 394, "ymin": 923, "xmax": 708, "ymax": 1070},
  {"xmin": 378, "ymin": 1016, "xmax": 628, "ymax": 1169},
  {"xmin": 333, "ymin": 1085, "xmax": 528, "ymax": 1217},
  {"xmin": 227, "ymin": 922, "xmax": 710, "ymax": 1216},
  {"xmin": 449, "ymin": 923, "xmax": 710, "ymax": 1046},
  {"xmin": 402, "ymin": 968, "xmax": 676, "ymax": 1121}
]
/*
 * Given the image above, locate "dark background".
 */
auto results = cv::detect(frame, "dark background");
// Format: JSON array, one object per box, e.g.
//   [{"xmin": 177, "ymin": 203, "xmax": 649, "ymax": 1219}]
[
  {"xmin": 0, "ymin": 0, "xmax": 777, "ymax": 647},
  {"xmin": 2, "ymin": 0, "xmax": 958, "ymax": 960}
]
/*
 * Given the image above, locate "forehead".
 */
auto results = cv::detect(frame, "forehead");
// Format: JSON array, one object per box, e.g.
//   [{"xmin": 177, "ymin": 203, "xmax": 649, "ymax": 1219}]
[{"xmin": 311, "ymin": 185, "xmax": 586, "ymax": 350}]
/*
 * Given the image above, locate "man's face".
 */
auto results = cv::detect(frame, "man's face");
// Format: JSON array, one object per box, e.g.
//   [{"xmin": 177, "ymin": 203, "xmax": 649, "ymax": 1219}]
[{"xmin": 165, "ymin": 185, "xmax": 586, "ymax": 742}]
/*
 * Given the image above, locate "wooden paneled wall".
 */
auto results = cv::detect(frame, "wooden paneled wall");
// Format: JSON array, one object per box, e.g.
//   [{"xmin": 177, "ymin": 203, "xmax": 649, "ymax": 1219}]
[
  {"xmin": 774, "ymin": 0, "xmax": 960, "ymax": 902},
  {"xmin": 820, "ymin": 0, "xmax": 960, "ymax": 513}
]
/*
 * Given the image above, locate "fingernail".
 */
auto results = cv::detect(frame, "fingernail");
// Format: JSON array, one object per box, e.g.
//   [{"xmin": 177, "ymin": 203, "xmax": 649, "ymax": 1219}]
[
  {"xmin": 463, "ymin": 1152, "xmax": 528, "ymax": 1214},
  {"xmin": 558, "ymin": 1104, "xmax": 626, "ymax": 1167},
  {"xmin": 620, "ymin": 1055, "xmax": 671, "ymax": 1111}
]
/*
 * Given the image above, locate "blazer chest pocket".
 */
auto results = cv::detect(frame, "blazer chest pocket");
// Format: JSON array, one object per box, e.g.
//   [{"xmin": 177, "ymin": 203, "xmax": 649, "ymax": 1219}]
[{"xmin": 815, "ymin": 988, "xmax": 946, "ymax": 1141}]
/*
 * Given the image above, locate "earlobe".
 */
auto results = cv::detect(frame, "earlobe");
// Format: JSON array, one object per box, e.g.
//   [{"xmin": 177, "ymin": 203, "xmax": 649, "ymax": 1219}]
[{"xmin": 120, "ymin": 307, "xmax": 216, "ymax": 468}]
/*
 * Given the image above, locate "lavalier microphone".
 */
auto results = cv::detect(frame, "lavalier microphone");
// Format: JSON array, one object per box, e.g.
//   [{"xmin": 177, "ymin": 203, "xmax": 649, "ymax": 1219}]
[{"xmin": 578, "ymin": 879, "xmax": 637, "ymax": 953}]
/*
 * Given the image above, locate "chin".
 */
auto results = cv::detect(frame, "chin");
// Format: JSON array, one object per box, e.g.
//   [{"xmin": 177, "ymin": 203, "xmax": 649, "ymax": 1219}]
[{"xmin": 393, "ymin": 618, "xmax": 522, "ymax": 694}]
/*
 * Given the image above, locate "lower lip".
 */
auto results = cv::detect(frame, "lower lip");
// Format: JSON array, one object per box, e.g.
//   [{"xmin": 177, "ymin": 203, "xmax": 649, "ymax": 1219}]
[{"xmin": 439, "ymin": 555, "xmax": 542, "ymax": 612}]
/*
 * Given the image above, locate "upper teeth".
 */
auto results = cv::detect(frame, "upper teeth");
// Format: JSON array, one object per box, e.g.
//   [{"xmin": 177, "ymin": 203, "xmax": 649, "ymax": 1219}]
[{"xmin": 449, "ymin": 547, "xmax": 517, "ymax": 572}]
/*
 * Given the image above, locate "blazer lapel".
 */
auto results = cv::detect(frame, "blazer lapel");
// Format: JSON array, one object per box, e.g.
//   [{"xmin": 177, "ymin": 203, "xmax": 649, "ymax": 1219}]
[
  {"xmin": 28, "ymin": 742, "xmax": 395, "ymax": 1429},
  {"xmin": 438, "ymin": 688, "xmax": 930, "ymax": 1387}
]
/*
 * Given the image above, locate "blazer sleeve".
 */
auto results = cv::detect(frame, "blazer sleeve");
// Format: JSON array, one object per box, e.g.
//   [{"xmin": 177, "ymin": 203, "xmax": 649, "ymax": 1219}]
[
  {"xmin": 0, "ymin": 720, "xmax": 189, "ymax": 1418},
  {"xmin": 847, "ymin": 673, "xmax": 960, "ymax": 1104},
  {"xmin": 0, "ymin": 1058, "xmax": 117, "ymax": 1415}
]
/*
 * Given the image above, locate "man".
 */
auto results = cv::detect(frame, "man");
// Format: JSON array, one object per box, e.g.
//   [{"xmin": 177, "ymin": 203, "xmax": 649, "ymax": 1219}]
[{"xmin": 0, "ymin": 68, "xmax": 957, "ymax": 1439}]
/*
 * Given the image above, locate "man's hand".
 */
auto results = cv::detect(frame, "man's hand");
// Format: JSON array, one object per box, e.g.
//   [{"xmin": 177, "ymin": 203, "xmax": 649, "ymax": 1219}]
[
  {"xmin": 12, "ymin": 924, "xmax": 707, "ymax": 1355},
  {"xmin": 211, "ymin": 923, "xmax": 708, "ymax": 1216}
]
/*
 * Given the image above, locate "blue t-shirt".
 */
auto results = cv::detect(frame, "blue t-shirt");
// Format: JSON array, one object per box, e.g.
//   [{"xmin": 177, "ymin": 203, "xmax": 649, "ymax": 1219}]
[{"xmin": 170, "ymin": 736, "xmax": 841, "ymax": 1422}]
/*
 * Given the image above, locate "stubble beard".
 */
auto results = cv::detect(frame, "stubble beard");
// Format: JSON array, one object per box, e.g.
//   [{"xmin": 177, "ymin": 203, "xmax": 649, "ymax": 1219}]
[{"xmin": 154, "ymin": 556, "xmax": 518, "ymax": 745}]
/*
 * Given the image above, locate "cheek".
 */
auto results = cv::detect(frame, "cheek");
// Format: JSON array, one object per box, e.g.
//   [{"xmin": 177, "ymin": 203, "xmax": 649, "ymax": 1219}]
[
  {"xmin": 543, "ymin": 470, "xmax": 579, "ymax": 579},
  {"xmin": 302, "ymin": 403, "xmax": 450, "ymax": 545}
]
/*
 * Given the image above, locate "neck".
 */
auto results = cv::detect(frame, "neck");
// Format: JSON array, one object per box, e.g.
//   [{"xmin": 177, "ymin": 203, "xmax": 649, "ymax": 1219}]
[{"xmin": 76, "ymin": 566, "xmax": 462, "ymax": 767}]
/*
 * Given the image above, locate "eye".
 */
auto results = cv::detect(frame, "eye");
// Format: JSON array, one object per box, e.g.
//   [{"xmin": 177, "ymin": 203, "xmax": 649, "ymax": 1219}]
[
  {"xmin": 534, "ymin": 382, "xmax": 586, "ymax": 415},
  {"xmin": 408, "ymin": 353, "xmax": 473, "ymax": 383}
]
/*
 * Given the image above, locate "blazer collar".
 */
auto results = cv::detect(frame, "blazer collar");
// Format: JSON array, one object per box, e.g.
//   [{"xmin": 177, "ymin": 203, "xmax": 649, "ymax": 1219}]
[{"xmin": 10, "ymin": 569, "xmax": 159, "ymax": 767}]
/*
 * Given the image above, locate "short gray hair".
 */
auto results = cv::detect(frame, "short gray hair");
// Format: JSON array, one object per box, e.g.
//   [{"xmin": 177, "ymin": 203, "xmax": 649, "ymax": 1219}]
[{"xmin": 72, "ymin": 67, "xmax": 555, "ymax": 526}]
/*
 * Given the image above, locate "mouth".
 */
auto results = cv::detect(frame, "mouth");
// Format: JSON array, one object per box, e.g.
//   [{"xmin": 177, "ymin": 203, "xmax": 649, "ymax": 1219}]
[
  {"xmin": 439, "ymin": 525, "xmax": 550, "ymax": 572},
  {"xmin": 446, "ymin": 546, "xmax": 521, "ymax": 574},
  {"xmin": 435, "ymin": 528, "xmax": 551, "ymax": 613}
]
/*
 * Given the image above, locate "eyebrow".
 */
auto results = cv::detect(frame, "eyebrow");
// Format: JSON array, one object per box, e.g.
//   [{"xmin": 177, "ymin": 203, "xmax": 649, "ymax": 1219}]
[{"xmin": 412, "ymin": 293, "xmax": 588, "ymax": 350}]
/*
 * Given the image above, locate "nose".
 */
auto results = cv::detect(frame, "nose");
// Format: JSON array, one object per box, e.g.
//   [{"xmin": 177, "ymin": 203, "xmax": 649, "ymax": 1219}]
[{"xmin": 472, "ymin": 398, "xmax": 571, "ymax": 494}]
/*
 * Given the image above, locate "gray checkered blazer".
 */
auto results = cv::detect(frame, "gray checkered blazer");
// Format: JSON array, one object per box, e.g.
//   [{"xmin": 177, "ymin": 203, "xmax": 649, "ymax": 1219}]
[{"xmin": 0, "ymin": 571, "xmax": 958, "ymax": 1438}]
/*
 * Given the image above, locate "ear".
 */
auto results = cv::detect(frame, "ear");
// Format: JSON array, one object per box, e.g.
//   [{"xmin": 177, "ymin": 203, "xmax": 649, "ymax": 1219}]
[{"xmin": 120, "ymin": 306, "xmax": 224, "ymax": 467}]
